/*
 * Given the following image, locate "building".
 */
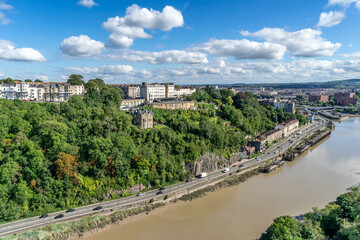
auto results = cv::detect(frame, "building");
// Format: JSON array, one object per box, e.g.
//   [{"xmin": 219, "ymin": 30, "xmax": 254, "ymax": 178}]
[
  {"xmin": 260, "ymin": 129, "xmax": 282, "ymax": 143},
  {"xmin": 121, "ymin": 98, "xmax": 146, "ymax": 110},
  {"xmin": 120, "ymin": 85, "xmax": 140, "ymax": 99},
  {"xmin": 308, "ymin": 95, "xmax": 329, "ymax": 102},
  {"xmin": 334, "ymin": 93, "xmax": 355, "ymax": 98},
  {"xmin": 239, "ymin": 145, "xmax": 256, "ymax": 159},
  {"xmin": 334, "ymin": 93, "xmax": 357, "ymax": 106},
  {"xmin": 273, "ymin": 101, "xmax": 296, "ymax": 113},
  {"xmin": 147, "ymin": 100, "xmax": 196, "ymax": 110},
  {"xmin": 276, "ymin": 119, "xmax": 299, "ymax": 137},
  {"xmin": 140, "ymin": 83, "xmax": 167, "ymax": 101},
  {"xmin": 0, "ymin": 81, "xmax": 85, "ymax": 102},
  {"xmin": 172, "ymin": 87, "xmax": 196, "ymax": 97},
  {"xmin": 249, "ymin": 138, "xmax": 267, "ymax": 152},
  {"xmin": 258, "ymin": 99, "xmax": 296, "ymax": 113},
  {"xmin": 131, "ymin": 109, "xmax": 154, "ymax": 129},
  {"xmin": 335, "ymin": 97, "xmax": 358, "ymax": 106}
]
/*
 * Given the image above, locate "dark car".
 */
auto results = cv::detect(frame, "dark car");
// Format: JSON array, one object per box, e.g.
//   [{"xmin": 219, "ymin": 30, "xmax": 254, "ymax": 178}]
[
  {"xmin": 54, "ymin": 214, "xmax": 64, "ymax": 219},
  {"xmin": 239, "ymin": 164, "xmax": 244, "ymax": 168},
  {"xmin": 39, "ymin": 214, "xmax": 49, "ymax": 219},
  {"xmin": 93, "ymin": 206, "xmax": 103, "ymax": 211},
  {"xmin": 159, "ymin": 187, "xmax": 165, "ymax": 190},
  {"xmin": 185, "ymin": 179, "xmax": 192, "ymax": 182},
  {"xmin": 66, "ymin": 209, "xmax": 75, "ymax": 213},
  {"xmin": 156, "ymin": 191, "xmax": 163, "ymax": 195}
]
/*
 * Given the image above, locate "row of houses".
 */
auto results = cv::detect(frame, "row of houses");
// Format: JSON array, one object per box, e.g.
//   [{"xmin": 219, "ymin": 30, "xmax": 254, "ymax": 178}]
[
  {"xmin": 241, "ymin": 119, "xmax": 299, "ymax": 157},
  {"xmin": 0, "ymin": 82, "xmax": 85, "ymax": 102},
  {"xmin": 107, "ymin": 82, "xmax": 196, "ymax": 101}
]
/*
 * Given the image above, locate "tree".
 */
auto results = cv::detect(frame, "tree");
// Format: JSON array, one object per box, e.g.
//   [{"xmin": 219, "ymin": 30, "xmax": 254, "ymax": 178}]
[
  {"xmin": 34, "ymin": 79, "xmax": 43, "ymax": 83},
  {"xmin": 54, "ymin": 152, "xmax": 79, "ymax": 180},
  {"xmin": 24, "ymin": 79, "xmax": 33, "ymax": 82},
  {"xmin": 4, "ymin": 78, "xmax": 15, "ymax": 84},
  {"xmin": 67, "ymin": 74, "xmax": 85, "ymax": 85}
]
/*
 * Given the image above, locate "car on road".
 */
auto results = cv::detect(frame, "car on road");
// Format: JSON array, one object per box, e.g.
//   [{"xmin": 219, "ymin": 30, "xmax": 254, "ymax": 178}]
[
  {"xmin": 239, "ymin": 164, "xmax": 244, "ymax": 168},
  {"xmin": 185, "ymin": 179, "xmax": 193, "ymax": 182},
  {"xmin": 267, "ymin": 152, "xmax": 271, "ymax": 154},
  {"xmin": 233, "ymin": 164, "xmax": 238, "ymax": 167},
  {"xmin": 39, "ymin": 214, "xmax": 49, "ymax": 219},
  {"xmin": 137, "ymin": 193, "xmax": 145, "ymax": 197},
  {"xmin": 274, "ymin": 151, "xmax": 278, "ymax": 154},
  {"xmin": 66, "ymin": 209, "xmax": 75, "ymax": 213},
  {"xmin": 159, "ymin": 187, "xmax": 165, "ymax": 190},
  {"xmin": 55, "ymin": 214, "xmax": 64, "ymax": 219},
  {"xmin": 222, "ymin": 168, "xmax": 230, "ymax": 173},
  {"xmin": 156, "ymin": 191, "xmax": 163, "ymax": 195},
  {"xmin": 93, "ymin": 206, "xmax": 103, "ymax": 211}
]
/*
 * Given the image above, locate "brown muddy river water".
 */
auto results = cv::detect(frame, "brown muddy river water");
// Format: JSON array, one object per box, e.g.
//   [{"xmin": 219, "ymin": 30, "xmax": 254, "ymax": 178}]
[{"xmin": 85, "ymin": 118, "xmax": 360, "ymax": 240}]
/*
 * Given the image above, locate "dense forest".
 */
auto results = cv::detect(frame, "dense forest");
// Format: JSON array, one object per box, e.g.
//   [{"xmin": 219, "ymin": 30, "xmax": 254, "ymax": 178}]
[
  {"xmin": 0, "ymin": 78, "xmax": 306, "ymax": 223},
  {"xmin": 260, "ymin": 186, "xmax": 360, "ymax": 240}
]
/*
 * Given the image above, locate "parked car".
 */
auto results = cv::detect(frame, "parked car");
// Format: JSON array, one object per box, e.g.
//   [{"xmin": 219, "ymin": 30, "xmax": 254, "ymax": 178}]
[
  {"xmin": 156, "ymin": 191, "xmax": 163, "ymax": 195},
  {"xmin": 185, "ymin": 179, "xmax": 193, "ymax": 182},
  {"xmin": 222, "ymin": 168, "xmax": 230, "ymax": 173},
  {"xmin": 66, "ymin": 209, "xmax": 75, "ymax": 213},
  {"xmin": 159, "ymin": 187, "xmax": 165, "ymax": 190},
  {"xmin": 55, "ymin": 214, "xmax": 64, "ymax": 219},
  {"xmin": 233, "ymin": 164, "xmax": 238, "ymax": 167},
  {"xmin": 239, "ymin": 164, "xmax": 244, "ymax": 168},
  {"xmin": 39, "ymin": 214, "xmax": 49, "ymax": 219},
  {"xmin": 137, "ymin": 193, "xmax": 145, "ymax": 197},
  {"xmin": 93, "ymin": 206, "xmax": 103, "ymax": 211}
]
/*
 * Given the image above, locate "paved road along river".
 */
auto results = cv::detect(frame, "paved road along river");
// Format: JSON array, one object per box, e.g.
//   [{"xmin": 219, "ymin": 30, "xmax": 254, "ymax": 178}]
[{"xmin": 84, "ymin": 117, "xmax": 360, "ymax": 240}]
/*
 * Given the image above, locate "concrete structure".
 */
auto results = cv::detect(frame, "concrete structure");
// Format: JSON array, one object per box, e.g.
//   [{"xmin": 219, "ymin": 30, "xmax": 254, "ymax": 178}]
[
  {"xmin": 276, "ymin": 119, "xmax": 299, "ymax": 137},
  {"xmin": 131, "ymin": 109, "xmax": 154, "ymax": 129},
  {"xmin": 308, "ymin": 95, "xmax": 329, "ymax": 102},
  {"xmin": 147, "ymin": 100, "xmax": 196, "ymax": 110}
]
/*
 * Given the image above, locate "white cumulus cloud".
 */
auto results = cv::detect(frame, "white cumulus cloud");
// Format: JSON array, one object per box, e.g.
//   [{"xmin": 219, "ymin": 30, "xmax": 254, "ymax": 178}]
[
  {"xmin": 77, "ymin": 0, "xmax": 99, "ymax": 8},
  {"xmin": 241, "ymin": 28, "xmax": 341, "ymax": 57},
  {"xmin": 327, "ymin": 0, "xmax": 359, "ymax": 7},
  {"xmin": 108, "ymin": 49, "xmax": 208, "ymax": 64},
  {"xmin": 66, "ymin": 65, "xmax": 133, "ymax": 75},
  {"xmin": 102, "ymin": 4, "xmax": 184, "ymax": 48},
  {"xmin": 60, "ymin": 35, "xmax": 105, "ymax": 57},
  {"xmin": 317, "ymin": 11, "xmax": 346, "ymax": 27},
  {"xmin": 0, "ymin": 40, "xmax": 46, "ymax": 62},
  {"xmin": 193, "ymin": 39, "xmax": 286, "ymax": 60}
]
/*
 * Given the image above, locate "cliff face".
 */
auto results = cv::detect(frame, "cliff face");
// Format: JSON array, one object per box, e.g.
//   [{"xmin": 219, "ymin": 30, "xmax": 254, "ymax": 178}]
[{"xmin": 189, "ymin": 152, "xmax": 240, "ymax": 176}]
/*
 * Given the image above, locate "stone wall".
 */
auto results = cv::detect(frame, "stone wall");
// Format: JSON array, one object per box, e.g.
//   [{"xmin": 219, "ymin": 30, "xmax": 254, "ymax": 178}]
[{"xmin": 188, "ymin": 152, "xmax": 240, "ymax": 176}]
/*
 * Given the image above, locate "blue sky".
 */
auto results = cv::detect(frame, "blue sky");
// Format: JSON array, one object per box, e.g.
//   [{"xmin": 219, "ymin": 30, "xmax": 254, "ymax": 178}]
[{"xmin": 1, "ymin": 0, "xmax": 360, "ymax": 84}]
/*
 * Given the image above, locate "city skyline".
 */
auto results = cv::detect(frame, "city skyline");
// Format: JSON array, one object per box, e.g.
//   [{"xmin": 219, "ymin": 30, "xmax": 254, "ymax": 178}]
[{"xmin": 1, "ymin": 0, "xmax": 360, "ymax": 84}]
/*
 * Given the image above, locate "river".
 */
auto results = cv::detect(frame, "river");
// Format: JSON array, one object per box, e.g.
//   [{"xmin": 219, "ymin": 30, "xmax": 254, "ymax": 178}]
[{"xmin": 84, "ymin": 118, "xmax": 360, "ymax": 240}]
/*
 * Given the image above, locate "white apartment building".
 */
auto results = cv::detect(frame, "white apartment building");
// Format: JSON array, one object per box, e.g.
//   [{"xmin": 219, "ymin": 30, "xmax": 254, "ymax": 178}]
[
  {"xmin": 140, "ymin": 83, "xmax": 167, "ymax": 101},
  {"xmin": 0, "ymin": 82, "xmax": 85, "ymax": 102},
  {"xmin": 172, "ymin": 87, "xmax": 196, "ymax": 97}
]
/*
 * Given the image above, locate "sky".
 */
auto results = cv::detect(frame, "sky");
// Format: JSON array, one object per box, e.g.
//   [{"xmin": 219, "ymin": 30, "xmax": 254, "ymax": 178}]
[{"xmin": 1, "ymin": 0, "xmax": 360, "ymax": 84}]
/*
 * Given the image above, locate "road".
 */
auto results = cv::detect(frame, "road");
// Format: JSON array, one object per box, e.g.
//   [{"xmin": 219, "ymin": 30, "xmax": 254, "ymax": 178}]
[{"xmin": 0, "ymin": 117, "xmax": 327, "ymax": 238}]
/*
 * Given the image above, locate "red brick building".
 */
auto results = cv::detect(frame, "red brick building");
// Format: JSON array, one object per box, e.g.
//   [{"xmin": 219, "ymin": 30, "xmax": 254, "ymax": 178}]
[
  {"xmin": 308, "ymin": 95, "xmax": 329, "ymax": 102},
  {"xmin": 335, "ymin": 97, "xmax": 357, "ymax": 106}
]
